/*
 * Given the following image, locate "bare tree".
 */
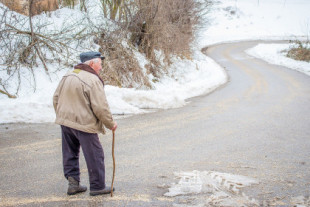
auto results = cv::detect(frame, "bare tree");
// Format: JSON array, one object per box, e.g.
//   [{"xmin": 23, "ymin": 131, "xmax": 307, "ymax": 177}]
[{"xmin": 0, "ymin": 2, "xmax": 78, "ymax": 97}]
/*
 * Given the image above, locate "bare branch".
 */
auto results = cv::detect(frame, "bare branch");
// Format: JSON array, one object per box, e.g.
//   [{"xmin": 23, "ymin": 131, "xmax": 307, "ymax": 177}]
[{"xmin": 0, "ymin": 88, "xmax": 16, "ymax": 98}]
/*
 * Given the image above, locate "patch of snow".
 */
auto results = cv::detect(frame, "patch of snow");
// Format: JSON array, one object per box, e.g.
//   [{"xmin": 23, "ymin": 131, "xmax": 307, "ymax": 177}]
[
  {"xmin": 164, "ymin": 170, "xmax": 259, "ymax": 207},
  {"xmin": 246, "ymin": 43, "xmax": 310, "ymax": 76}
]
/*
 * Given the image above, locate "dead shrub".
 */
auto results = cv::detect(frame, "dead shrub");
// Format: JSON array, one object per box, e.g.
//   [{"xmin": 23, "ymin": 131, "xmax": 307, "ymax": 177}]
[
  {"xmin": 0, "ymin": 0, "xmax": 27, "ymax": 15},
  {"xmin": 128, "ymin": 0, "xmax": 209, "ymax": 68},
  {"xmin": 60, "ymin": 0, "xmax": 77, "ymax": 8},
  {"xmin": 287, "ymin": 40, "xmax": 310, "ymax": 62},
  {"xmin": 59, "ymin": 0, "xmax": 86, "ymax": 11},
  {"xmin": 99, "ymin": 0, "xmax": 134, "ymax": 22},
  {"xmin": 287, "ymin": 48, "xmax": 310, "ymax": 62},
  {"xmin": 97, "ymin": 0, "xmax": 211, "ymax": 87},
  {"xmin": 0, "ymin": 2, "xmax": 76, "ymax": 98},
  {"xmin": 95, "ymin": 31, "xmax": 152, "ymax": 89},
  {"xmin": 0, "ymin": 0, "xmax": 59, "ymax": 16}
]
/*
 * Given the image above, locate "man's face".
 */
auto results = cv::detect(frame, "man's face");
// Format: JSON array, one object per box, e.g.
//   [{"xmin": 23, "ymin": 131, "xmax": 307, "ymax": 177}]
[{"xmin": 91, "ymin": 58, "xmax": 102, "ymax": 74}]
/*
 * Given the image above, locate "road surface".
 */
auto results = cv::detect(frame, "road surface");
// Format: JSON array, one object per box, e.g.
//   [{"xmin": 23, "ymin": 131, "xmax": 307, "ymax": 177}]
[{"xmin": 1, "ymin": 41, "xmax": 310, "ymax": 206}]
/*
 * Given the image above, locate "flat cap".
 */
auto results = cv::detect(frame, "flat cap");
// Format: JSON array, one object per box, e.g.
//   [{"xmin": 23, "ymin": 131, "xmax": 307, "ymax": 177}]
[{"xmin": 80, "ymin": 51, "xmax": 105, "ymax": 63}]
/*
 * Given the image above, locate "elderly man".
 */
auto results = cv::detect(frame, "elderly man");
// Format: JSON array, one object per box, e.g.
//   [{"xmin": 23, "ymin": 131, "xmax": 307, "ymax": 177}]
[{"xmin": 53, "ymin": 51, "xmax": 117, "ymax": 196}]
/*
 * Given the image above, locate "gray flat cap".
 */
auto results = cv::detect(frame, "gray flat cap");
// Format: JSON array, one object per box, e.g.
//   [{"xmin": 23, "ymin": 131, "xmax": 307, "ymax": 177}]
[{"xmin": 80, "ymin": 51, "xmax": 105, "ymax": 63}]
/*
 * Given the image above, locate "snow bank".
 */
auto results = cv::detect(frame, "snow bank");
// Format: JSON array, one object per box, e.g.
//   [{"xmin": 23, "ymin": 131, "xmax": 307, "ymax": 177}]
[
  {"xmin": 164, "ymin": 170, "xmax": 259, "ymax": 206},
  {"xmin": 0, "ymin": 50, "xmax": 227, "ymax": 123},
  {"xmin": 197, "ymin": 0, "xmax": 310, "ymax": 47},
  {"xmin": 106, "ymin": 50, "xmax": 227, "ymax": 113},
  {"xmin": 0, "ymin": 67, "xmax": 67, "ymax": 123},
  {"xmin": 246, "ymin": 43, "xmax": 310, "ymax": 76}
]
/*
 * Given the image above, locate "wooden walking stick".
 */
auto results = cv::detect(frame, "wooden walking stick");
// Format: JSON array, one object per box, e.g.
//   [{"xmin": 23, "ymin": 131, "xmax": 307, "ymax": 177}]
[{"xmin": 111, "ymin": 131, "xmax": 116, "ymax": 197}]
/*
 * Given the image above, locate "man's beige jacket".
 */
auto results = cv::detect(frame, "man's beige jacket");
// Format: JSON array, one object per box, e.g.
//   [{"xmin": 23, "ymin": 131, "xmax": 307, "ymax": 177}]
[{"xmin": 53, "ymin": 69, "xmax": 114, "ymax": 134}]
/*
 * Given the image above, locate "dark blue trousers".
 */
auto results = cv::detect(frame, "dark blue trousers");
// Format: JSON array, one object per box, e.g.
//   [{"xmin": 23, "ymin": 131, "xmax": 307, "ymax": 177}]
[{"xmin": 61, "ymin": 125, "xmax": 106, "ymax": 191}]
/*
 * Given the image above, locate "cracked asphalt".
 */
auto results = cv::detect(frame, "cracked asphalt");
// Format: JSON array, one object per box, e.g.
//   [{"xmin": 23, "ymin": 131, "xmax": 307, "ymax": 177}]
[{"xmin": 0, "ymin": 41, "xmax": 310, "ymax": 206}]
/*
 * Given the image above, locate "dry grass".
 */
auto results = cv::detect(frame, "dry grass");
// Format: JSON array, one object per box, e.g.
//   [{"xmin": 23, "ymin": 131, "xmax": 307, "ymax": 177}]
[
  {"xmin": 287, "ymin": 47, "xmax": 310, "ymax": 62},
  {"xmin": 0, "ymin": 0, "xmax": 27, "ymax": 15},
  {"xmin": 96, "ymin": 32, "xmax": 152, "ymax": 89},
  {"xmin": 129, "ymin": 0, "xmax": 206, "ymax": 66},
  {"xmin": 286, "ymin": 40, "xmax": 310, "ymax": 62}
]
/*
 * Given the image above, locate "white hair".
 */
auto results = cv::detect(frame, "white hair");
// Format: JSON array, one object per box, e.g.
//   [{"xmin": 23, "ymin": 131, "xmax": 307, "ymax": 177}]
[{"xmin": 84, "ymin": 58, "xmax": 100, "ymax": 65}]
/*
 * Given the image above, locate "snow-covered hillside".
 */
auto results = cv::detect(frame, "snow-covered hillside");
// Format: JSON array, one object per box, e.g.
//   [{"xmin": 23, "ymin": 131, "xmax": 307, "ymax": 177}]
[
  {"xmin": 1, "ymin": 0, "xmax": 310, "ymax": 123},
  {"xmin": 198, "ymin": 0, "xmax": 310, "ymax": 46}
]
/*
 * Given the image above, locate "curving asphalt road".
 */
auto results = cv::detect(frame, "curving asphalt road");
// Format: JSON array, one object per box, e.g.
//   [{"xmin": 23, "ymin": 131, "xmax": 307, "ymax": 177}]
[{"xmin": 0, "ymin": 41, "xmax": 310, "ymax": 206}]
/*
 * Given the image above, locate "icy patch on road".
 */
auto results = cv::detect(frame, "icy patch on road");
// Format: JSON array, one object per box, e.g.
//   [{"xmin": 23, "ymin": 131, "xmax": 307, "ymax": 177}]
[
  {"xmin": 164, "ymin": 171, "xmax": 258, "ymax": 197},
  {"xmin": 164, "ymin": 170, "xmax": 259, "ymax": 207}
]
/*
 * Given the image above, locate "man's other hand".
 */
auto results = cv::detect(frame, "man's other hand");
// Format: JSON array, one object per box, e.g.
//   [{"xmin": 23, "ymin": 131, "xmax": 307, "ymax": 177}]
[{"xmin": 112, "ymin": 122, "xmax": 117, "ymax": 132}]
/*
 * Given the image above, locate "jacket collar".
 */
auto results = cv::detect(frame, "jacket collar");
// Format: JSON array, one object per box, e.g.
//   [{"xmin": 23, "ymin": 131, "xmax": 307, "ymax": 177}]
[{"xmin": 74, "ymin": 63, "xmax": 104, "ymax": 86}]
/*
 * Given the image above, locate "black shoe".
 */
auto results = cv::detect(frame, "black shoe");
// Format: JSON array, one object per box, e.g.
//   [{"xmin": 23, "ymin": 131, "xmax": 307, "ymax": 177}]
[
  {"xmin": 67, "ymin": 176, "xmax": 87, "ymax": 195},
  {"xmin": 90, "ymin": 186, "xmax": 115, "ymax": 196}
]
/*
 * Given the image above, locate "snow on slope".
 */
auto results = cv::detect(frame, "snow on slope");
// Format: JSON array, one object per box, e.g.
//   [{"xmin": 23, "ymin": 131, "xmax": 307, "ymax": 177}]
[
  {"xmin": 246, "ymin": 43, "xmax": 310, "ymax": 76},
  {"xmin": 0, "ymin": 42, "xmax": 227, "ymax": 123},
  {"xmin": 197, "ymin": 0, "xmax": 310, "ymax": 47}
]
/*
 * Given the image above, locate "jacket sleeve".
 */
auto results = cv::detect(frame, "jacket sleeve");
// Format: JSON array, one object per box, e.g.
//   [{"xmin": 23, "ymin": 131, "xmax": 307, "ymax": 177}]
[
  {"xmin": 53, "ymin": 77, "xmax": 65, "ymax": 112},
  {"xmin": 53, "ymin": 81, "xmax": 61, "ymax": 112},
  {"xmin": 89, "ymin": 81, "xmax": 115, "ymax": 130}
]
